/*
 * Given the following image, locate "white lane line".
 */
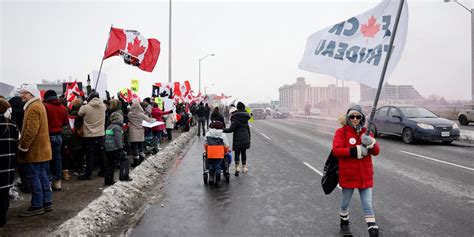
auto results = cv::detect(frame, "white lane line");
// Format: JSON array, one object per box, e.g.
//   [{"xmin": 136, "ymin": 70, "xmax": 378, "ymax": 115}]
[
  {"xmin": 303, "ymin": 162, "xmax": 342, "ymax": 190},
  {"xmin": 401, "ymin": 150, "xmax": 474, "ymax": 172},
  {"xmin": 260, "ymin": 133, "xmax": 271, "ymax": 140},
  {"xmin": 316, "ymin": 130, "xmax": 334, "ymax": 135}
]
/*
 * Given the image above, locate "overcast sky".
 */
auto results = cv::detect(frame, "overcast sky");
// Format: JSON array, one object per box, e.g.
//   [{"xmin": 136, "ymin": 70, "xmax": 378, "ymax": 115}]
[{"xmin": 0, "ymin": 0, "xmax": 472, "ymax": 104}]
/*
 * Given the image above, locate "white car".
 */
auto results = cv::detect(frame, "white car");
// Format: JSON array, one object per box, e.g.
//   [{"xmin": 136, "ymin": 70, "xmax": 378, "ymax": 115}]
[{"xmin": 458, "ymin": 109, "xmax": 474, "ymax": 125}]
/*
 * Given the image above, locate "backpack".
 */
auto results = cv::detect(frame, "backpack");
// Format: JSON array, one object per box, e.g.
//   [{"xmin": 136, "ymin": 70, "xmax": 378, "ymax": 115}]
[{"xmin": 321, "ymin": 150, "xmax": 339, "ymax": 195}]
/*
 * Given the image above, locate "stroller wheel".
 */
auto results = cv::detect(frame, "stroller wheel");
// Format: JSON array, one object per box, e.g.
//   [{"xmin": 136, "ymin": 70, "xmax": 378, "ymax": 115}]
[{"xmin": 203, "ymin": 173, "xmax": 208, "ymax": 184}]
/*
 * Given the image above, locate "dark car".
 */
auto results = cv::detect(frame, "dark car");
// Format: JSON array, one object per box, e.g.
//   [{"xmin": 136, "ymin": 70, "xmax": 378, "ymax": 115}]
[
  {"xmin": 252, "ymin": 108, "xmax": 266, "ymax": 119},
  {"xmin": 272, "ymin": 107, "xmax": 291, "ymax": 119},
  {"xmin": 369, "ymin": 105, "xmax": 460, "ymax": 144}
]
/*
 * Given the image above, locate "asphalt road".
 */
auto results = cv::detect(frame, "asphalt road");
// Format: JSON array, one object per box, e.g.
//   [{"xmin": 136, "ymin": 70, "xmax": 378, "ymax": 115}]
[{"xmin": 131, "ymin": 117, "xmax": 474, "ymax": 236}]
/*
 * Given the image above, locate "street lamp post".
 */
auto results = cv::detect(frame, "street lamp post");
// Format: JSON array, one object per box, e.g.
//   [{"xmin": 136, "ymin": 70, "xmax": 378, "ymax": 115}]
[
  {"xmin": 204, "ymin": 83, "xmax": 215, "ymax": 95},
  {"xmin": 444, "ymin": 0, "xmax": 473, "ymax": 102},
  {"xmin": 199, "ymin": 53, "xmax": 215, "ymax": 94}
]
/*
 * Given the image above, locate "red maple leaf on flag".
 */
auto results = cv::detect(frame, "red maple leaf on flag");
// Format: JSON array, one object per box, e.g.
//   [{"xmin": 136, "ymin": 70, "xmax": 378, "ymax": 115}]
[
  {"xmin": 127, "ymin": 36, "xmax": 146, "ymax": 56},
  {"xmin": 360, "ymin": 16, "xmax": 380, "ymax": 42}
]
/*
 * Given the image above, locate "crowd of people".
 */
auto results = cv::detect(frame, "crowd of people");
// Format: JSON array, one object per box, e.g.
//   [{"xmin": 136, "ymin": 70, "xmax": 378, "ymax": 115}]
[
  {"xmin": 0, "ymin": 84, "xmax": 247, "ymax": 228},
  {"xmin": 0, "ymin": 83, "xmax": 382, "ymax": 237}
]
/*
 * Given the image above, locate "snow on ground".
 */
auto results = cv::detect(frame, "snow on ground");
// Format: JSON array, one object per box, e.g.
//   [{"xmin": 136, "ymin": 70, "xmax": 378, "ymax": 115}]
[{"xmin": 53, "ymin": 128, "xmax": 197, "ymax": 236}]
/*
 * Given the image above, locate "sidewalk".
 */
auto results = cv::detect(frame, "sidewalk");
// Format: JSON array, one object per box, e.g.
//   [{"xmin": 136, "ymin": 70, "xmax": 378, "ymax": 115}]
[
  {"xmin": 0, "ymin": 129, "xmax": 194, "ymax": 236},
  {"xmin": 293, "ymin": 115, "xmax": 474, "ymax": 143}
]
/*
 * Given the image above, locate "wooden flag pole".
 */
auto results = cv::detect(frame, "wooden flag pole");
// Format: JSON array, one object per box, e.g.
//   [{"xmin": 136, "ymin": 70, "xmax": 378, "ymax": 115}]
[
  {"xmin": 366, "ymin": 0, "xmax": 405, "ymax": 135},
  {"xmin": 95, "ymin": 24, "xmax": 113, "ymax": 91}
]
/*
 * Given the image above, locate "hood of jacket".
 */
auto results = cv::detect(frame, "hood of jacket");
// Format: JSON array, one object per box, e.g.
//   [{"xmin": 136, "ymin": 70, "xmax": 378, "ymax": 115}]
[
  {"xmin": 232, "ymin": 111, "xmax": 250, "ymax": 124},
  {"xmin": 129, "ymin": 102, "xmax": 143, "ymax": 113},
  {"xmin": 88, "ymin": 97, "xmax": 103, "ymax": 108},
  {"xmin": 206, "ymin": 128, "xmax": 224, "ymax": 138}
]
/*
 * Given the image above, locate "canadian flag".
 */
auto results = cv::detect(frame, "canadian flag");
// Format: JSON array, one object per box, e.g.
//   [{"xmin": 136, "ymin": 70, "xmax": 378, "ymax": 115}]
[
  {"xmin": 65, "ymin": 81, "xmax": 83, "ymax": 102},
  {"xmin": 173, "ymin": 80, "xmax": 192, "ymax": 98},
  {"xmin": 103, "ymin": 27, "xmax": 161, "ymax": 72}
]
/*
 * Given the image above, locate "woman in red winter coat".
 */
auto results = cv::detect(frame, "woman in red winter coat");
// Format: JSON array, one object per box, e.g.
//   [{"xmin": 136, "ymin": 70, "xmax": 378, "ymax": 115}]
[
  {"xmin": 332, "ymin": 104, "xmax": 380, "ymax": 237},
  {"xmin": 150, "ymin": 103, "xmax": 172, "ymax": 143}
]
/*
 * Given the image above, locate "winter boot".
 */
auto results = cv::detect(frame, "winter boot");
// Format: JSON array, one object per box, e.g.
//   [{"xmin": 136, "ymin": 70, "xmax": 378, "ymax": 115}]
[
  {"xmin": 131, "ymin": 156, "xmax": 140, "ymax": 168},
  {"xmin": 242, "ymin": 164, "xmax": 248, "ymax": 173},
  {"xmin": 52, "ymin": 180, "xmax": 62, "ymax": 191},
  {"xmin": 62, "ymin": 170, "xmax": 71, "ymax": 181},
  {"xmin": 368, "ymin": 225, "xmax": 379, "ymax": 237},
  {"xmin": 235, "ymin": 164, "xmax": 240, "ymax": 176},
  {"xmin": 139, "ymin": 153, "xmax": 145, "ymax": 165},
  {"xmin": 340, "ymin": 214, "xmax": 352, "ymax": 236}
]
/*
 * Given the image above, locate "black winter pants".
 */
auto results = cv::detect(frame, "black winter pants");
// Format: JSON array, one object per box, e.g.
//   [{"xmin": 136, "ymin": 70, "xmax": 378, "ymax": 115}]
[
  {"xmin": 234, "ymin": 149, "xmax": 247, "ymax": 165},
  {"xmin": 105, "ymin": 150, "xmax": 130, "ymax": 183},
  {"xmin": 0, "ymin": 188, "xmax": 10, "ymax": 227},
  {"xmin": 83, "ymin": 136, "xmax": 105, "ymax": 177}
]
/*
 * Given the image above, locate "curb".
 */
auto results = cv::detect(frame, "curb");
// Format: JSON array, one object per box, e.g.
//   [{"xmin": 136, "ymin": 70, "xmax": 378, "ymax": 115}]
[
  {"xmin": 53, "ymin": 128, "xmax": 197, "ymax": 236},
  {"xmin": 293, "ymin": 115, "xmax": 474, "ymax": 143}
]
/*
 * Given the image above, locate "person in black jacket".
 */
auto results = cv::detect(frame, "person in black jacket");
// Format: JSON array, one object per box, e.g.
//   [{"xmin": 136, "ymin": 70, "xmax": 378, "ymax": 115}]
[
  {"xmin": 210, "ymin": 107, "xmax": 225, "ymax": 128},
  {"xmin": 223, "ymin": 102, "xmax": 251, "ymax": 176},
  {"xmin": 204, "ymin": 103, "xmax": 211, "ymax": 128},
  {"xmin": 195, "ymin": 102, "xmax": 207, "ymax": 136},
  {"xmin": 0, "ymin": 98, "xmax": 20, "ymax": 227}
]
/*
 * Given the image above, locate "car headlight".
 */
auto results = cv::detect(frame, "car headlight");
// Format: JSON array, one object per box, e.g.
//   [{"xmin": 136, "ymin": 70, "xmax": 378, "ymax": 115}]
[
  {"xmin": 417, "ymin": 123, "xmax": 434, "ymax": 130},
  {"xmin": 453, "ymin": 123, "xmax": 459, "ymax": 129}
]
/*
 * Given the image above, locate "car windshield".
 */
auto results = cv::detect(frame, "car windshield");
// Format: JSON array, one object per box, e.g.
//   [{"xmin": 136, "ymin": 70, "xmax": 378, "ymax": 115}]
[{"xmin": 399, "ymin": 107, "xmax": 438, "ymax": 118}]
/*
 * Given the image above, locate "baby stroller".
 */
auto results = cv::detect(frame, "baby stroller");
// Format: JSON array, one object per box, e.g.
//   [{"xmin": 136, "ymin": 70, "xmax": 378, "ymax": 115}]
[
  {"xmin": 203, "ymin": 140, "xmax": 231, "ymax": 186},
  {"xmin": 144, "ymin": 134, "xmax": 159, "ymax": 156}
]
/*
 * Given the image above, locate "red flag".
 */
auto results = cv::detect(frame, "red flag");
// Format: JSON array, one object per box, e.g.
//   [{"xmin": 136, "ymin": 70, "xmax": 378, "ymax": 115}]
[
  {"xmin": 103, "ymin": 27, "xmax": 161, "ymax": 72},
  {"xmin": 65, "ymin": 81, "xmax": 82, "ymax": 102}
]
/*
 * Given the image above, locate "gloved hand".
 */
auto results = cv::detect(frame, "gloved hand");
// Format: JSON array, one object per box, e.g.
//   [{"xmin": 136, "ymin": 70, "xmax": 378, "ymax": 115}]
[
  {"xmin": 357, "ymin": 145, "xmax": 368, "ymax": 159},
  {"xmin": 361, "ymin": 134, "xmax": 376, "ymax": 149}
]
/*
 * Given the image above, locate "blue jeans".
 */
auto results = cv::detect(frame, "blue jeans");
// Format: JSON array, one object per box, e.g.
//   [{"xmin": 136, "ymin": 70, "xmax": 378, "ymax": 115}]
[
  {"xmin": 208, "ymin": 159, "xmax": 222, "ymax": 180},
  {"xmin": 24, "ymin": 162, "xmax": 52, "ymax": 208},
  {"xmin": 340, "ymin": 188, "xmax": 374, "ymax": 216},
  {"xmin": 50, "ymin": 135, "xmax": 63, "ymax": 181}
]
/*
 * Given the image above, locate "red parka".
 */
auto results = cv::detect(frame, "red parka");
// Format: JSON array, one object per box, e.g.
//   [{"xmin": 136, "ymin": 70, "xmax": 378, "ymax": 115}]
[
  {"xmin": 44, "ymin": 99, "xmax": 68, "ymax": 135},
  {"xmin": 151, "ymin": 107, "xmax": 171, "ymax": 132},
  {"xmin": 332, "ymin": 125, "xmax": 380, "ymax": 189}
]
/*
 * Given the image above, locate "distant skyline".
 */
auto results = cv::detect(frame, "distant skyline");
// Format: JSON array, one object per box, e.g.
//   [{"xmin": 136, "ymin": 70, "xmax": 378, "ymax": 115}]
[{"xmin": 1, "ymin": 0, "xmax": 471, "ymax": 104}]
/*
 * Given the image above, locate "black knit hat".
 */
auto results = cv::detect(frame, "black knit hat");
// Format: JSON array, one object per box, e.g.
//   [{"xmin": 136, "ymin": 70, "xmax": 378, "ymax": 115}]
[
  {"xmin": 237, "ymin": 102, "xmax": 245, "ymax": 110},
  {"xmin": 43, "ymin": 90, "xmax": 57, "ymax": 101},
  {"xmin": 87, "ymin": 92, "xmax": 100, "ymax": 102}
]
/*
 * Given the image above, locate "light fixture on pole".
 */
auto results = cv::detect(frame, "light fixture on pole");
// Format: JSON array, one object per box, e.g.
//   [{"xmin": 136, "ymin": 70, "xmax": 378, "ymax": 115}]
[
  {"xmin": 204, "ymin": 83, "xmax": 215, "ymax": 95},
  {"xmin": 199, "ymin": 53, "xmax": 215, "ymax": 94},
  {"xmin": 444, "ymin": 0, "xmax": 473, "ymax": 102}
]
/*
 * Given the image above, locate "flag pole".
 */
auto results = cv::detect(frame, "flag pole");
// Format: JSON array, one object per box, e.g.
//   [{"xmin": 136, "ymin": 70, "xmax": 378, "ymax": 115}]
[
  {"xmin": 366, "ymin": 0, "xmax": 405, "ymax": 135},
  {"xmin": 95, "ymin": 24, "xmax": 113, "ymax": 91}
]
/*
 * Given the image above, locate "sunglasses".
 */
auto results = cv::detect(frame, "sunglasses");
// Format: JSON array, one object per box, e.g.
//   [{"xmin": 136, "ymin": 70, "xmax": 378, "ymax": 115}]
[{"xmin": 348, "ymin": 115, "xmax": 362, "ymax": 120}]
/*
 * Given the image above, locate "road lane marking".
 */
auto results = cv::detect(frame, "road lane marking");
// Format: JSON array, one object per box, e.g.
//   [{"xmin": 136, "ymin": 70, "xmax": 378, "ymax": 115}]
[
  {"xmin": 303, "ymin": 162, "xmax": 342, "ymax": 190},
  {"xmin": 260, "ymin": 133, "xmax": 271, "ymax": 140},
  {"xmin": 316, "ymin": 130, "xmax": 334, "ymax": 135},
  {"xmin": 401, "ymin": 150, "xmax": 474, "ymax": 172}
]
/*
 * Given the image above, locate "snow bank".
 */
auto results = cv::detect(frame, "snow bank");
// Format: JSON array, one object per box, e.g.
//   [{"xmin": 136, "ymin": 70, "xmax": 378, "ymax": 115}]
[
  {"xmin": 460, "ymin": 130, "xmax": 474, "ymax": 143},
  {"xmin": 53, "ymin": 128, "xmax": 196, "ymax": 236}
]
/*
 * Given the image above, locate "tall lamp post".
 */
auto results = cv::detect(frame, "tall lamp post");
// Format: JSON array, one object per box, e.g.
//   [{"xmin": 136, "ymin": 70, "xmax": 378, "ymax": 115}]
[
  {"xmin": 204, "ymin": 83, "xmax": 215, "ymax": 95},
  {"xmin": 199, "ymin": 53, "xmax": 215, "ymax": 94},
  {"xmin": 444, "ymin": 0, "xmax": 473, "ymax": 102}
]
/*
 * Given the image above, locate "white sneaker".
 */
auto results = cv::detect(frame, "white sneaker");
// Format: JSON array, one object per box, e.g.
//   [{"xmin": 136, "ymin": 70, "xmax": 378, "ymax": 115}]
[
  {"xmin": 242, "ymin": 165, "xmax": 248, "ymax": 173},
  {"xmin": 235, "ymin": 164, "xmax": 240, "ymax": 172}
]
